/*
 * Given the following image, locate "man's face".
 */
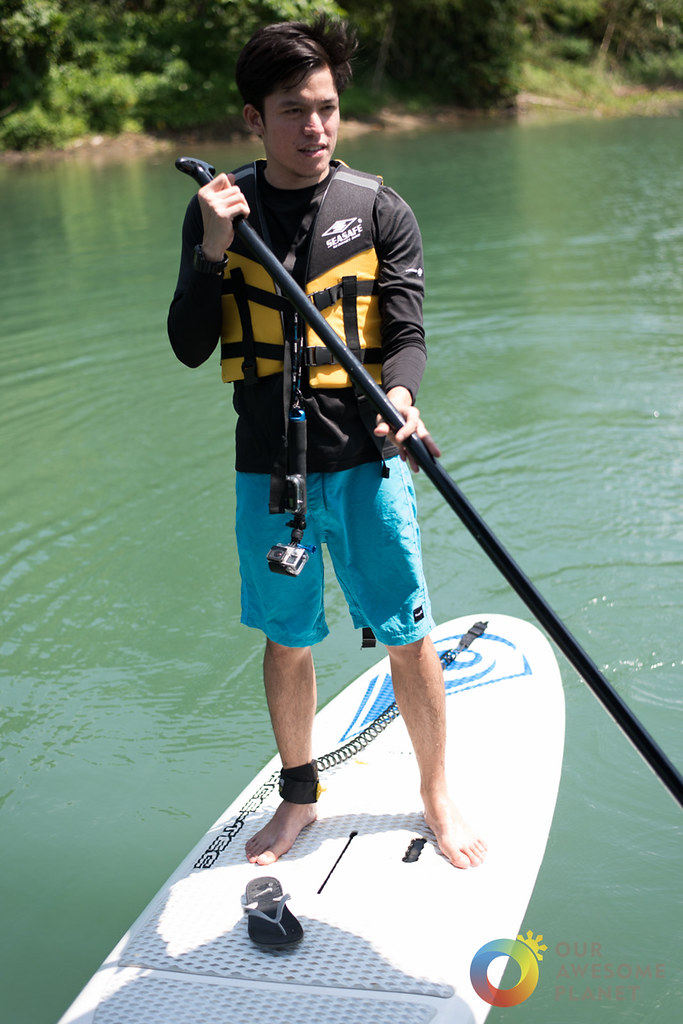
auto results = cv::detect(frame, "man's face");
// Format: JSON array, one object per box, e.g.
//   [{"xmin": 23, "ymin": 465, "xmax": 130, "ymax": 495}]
[{"xmin": 243, "ymin": 66, "xmax": 340, "ymax": 190}]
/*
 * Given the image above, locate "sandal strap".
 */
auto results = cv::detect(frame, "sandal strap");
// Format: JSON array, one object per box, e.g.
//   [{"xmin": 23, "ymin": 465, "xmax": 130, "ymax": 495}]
[{"xmin": 244, "ymin": 892, "xmax": 292, "ymax": 935}]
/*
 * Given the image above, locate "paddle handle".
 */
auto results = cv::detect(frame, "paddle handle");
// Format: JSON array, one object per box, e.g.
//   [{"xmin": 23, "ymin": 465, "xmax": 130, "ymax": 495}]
[{"xmin": 176, "ymin": 156, "xmax": 216, "ymax": 186}]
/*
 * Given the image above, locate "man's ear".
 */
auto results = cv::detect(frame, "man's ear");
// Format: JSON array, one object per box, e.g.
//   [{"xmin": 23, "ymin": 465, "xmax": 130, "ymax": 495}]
[{"xmin": 243, "ymin": 104, "xmax": 264, "ymax": 137}]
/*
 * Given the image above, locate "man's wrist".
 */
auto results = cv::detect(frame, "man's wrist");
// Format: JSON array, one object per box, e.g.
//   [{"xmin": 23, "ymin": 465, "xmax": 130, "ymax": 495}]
[
  {"xmin": 193, "ymin": 244, "xmax": 228, "ymax": 275},
  {"xmin": 385, "ymin": 385, "xmax": 414, "ymax": 410}
]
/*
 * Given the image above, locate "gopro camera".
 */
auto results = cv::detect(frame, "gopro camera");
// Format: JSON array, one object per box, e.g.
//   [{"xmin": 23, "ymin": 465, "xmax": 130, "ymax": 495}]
[{"xmin": 266, "ymin": 542, "xmax": 310, "ymax": 577}]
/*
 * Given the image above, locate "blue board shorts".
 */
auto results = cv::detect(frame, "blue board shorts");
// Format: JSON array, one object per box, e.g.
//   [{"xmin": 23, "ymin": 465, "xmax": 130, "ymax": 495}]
[{"xmin": 235, "ymin": 457, "xmax": 434, "ymax": 648}]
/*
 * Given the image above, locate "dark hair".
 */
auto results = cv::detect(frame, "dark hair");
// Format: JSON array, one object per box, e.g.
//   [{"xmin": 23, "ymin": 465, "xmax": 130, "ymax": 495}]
[{"xmin": 236, "ymin": 16, "xmax": 357, "ymax": 113}]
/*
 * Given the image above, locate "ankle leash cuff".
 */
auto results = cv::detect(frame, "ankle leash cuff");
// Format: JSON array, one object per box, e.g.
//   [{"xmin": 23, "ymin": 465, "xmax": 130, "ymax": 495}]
[{"xmin": 279, "ymin": 759, "xmax": 321, "ymax": 804}]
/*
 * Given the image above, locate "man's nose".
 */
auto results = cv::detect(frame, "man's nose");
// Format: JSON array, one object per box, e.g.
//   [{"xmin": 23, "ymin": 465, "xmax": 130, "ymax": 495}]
[{"xmin": 304, "ymin": 112, "xmax": 323, "ymax": 133}]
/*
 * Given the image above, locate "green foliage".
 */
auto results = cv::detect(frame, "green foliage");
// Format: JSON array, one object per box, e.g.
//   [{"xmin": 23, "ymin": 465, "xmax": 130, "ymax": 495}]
[
  {"xmin": 0, "ymin": 102, "xmax": 85, "ymax": 150},
  {"xmin": 344, "ymin": 0, "xmax": 523, "ymax": 108},
  {"xmin": 517, "ymin": 0, "xmax": 683, "ymax": 107},
  {"xmin": 1, "ymin": 0, "xmax": 681, "ymax": 151},
  {"xmin": 521, "ymin": 0, "xmax": 683, "ymax": 63},
  {"xmin": 627, "ymin": 46, "xmax": 683, "ymax": 84},
  {"xmin": 0, "ymin": 0, "xmax": 66, "ymax": 108},
  {"xmin": 0, "ymin": 0, "xmax": 349, "ymax": 147}
]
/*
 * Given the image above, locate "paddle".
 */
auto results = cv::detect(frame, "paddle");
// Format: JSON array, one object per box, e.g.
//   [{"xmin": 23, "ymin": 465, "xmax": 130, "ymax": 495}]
[{"xmin": 175, "ymin": 156, "xmax": 683, "ymax": 809}]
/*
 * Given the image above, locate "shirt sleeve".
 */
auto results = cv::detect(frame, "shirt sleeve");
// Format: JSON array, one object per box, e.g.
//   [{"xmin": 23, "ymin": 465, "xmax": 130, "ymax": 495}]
[
  {"xmin": 167, "ymin": 196, "xmax": 224, "ymax": 368},
  {"xmin": 372, "ymin": 186, "xmax": 427, "ymax": 400}
]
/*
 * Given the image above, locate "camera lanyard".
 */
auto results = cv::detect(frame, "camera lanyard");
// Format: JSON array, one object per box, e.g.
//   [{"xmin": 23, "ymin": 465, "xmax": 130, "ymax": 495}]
[
  {"xmin": 287, "ymin": 312, "xmax": 308, "ymax": 545},
  {"xmin": 290, "ymin": 310, "xmax": 303, "ymax": 412}
]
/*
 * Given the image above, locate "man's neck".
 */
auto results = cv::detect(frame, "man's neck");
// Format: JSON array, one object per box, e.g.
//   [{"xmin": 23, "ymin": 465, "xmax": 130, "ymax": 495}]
[{"xmin": 260, "ymin": 162, "xmax": 335, "ymax": 194}]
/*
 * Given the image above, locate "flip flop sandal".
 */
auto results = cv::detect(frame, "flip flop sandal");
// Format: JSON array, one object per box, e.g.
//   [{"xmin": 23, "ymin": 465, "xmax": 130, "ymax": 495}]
[{"xmin": 242, "ymin": 876, "xmax": 304, "ymax": 948}]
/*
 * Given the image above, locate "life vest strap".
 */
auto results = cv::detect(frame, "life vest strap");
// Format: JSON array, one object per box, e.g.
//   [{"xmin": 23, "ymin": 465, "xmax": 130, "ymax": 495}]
[
  {"xmin": 228, "ymin": 268, "xmax": 257, "ymax": 384},
  {"xmin": 302, "ymin": 346, "xmax": 382, "ymax": 367},
  {"xmin": 221, "ymin": 340, "xmax": 285, "ymax": 362},
  {"xmin": 342, "ymin": 275, "xmax": 361, "ymax": 360},
  {"xmin": 305, "ymin": 276, "xmax": 380, "ymax": 374},
  {"xmin": 309, "ymin": 278, "xmax": 377, "ymax": 312},
  {"xmin": 222, "ymin": 277, "xmax": 291, "ymax": 314}
]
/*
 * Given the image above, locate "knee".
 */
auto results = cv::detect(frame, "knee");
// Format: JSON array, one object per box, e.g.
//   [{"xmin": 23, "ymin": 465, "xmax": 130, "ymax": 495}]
[
  {"xmin": 265, "ymin": 638, "xmax": 312, "ymax": 667},
  {"xmin": 386, "ymin": 635, "xmax": 433, "ymax": 667}
]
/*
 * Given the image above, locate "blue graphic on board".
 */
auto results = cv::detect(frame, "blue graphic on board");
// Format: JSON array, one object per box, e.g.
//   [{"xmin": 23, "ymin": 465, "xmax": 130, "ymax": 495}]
[{"xmin": 339, "ymin": 630, "xmax": 531, "ymax": 742}]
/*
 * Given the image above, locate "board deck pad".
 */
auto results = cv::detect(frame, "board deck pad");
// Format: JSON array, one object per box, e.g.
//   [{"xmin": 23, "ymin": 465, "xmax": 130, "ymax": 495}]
[{"xmin": 58, "ymin": 614, "xmax": 565, "ymax": 1024}]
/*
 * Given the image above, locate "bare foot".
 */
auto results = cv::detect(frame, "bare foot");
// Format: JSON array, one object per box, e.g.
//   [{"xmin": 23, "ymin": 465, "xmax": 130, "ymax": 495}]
[
  {"xmin": 245, "ymin": 800, "xmax": 317, "ymax": 865},
  {"xmin": 424, "ymin": 795, "xmax": 487, "ymax": 869}
]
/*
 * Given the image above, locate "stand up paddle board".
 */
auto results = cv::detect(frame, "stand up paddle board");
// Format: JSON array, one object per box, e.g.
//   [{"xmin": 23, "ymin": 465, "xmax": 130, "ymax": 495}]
[{"xmin": 58, "ymin": 613, "xmax": 565, "ymax": 1024}]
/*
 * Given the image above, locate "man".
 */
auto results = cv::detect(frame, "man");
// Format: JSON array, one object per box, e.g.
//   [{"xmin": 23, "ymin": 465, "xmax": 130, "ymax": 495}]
[{"xmin": 168, "ymin": 17, "xmax": 486, "ymax": 870}]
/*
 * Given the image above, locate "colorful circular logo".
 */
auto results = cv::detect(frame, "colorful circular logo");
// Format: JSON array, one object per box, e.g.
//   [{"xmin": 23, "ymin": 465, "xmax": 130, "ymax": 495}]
[{"xmin": 470, "ymin": 937, "xmax": 540, "ymax": 1007}]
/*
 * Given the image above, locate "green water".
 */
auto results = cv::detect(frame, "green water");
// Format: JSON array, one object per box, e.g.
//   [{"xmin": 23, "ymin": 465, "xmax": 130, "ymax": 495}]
[{"xmin": 1, "ymin": 116, "xmax": 681, "ymax": 1023}]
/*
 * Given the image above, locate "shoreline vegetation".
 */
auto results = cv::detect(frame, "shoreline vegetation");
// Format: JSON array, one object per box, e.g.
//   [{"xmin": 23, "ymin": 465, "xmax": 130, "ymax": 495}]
[
  {"xmin": 2, "ymin": 79, "xmax": 682, "ymax": 167},
  {"xmin": 3, "ymin": 1, "xmax": 682, "ymax": 166}
]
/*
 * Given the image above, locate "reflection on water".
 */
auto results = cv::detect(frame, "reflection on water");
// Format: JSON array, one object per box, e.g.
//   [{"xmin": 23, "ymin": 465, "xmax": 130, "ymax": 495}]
[{"xmin": 1, "ymin": 118, "xmax": 681, "ymax": 1024}]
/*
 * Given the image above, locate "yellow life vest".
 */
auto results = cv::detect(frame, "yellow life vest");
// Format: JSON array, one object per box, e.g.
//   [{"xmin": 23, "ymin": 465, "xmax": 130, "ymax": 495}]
[{"xmin": 219, "ymin": 162, "xmax": 383, "ymax": 389}]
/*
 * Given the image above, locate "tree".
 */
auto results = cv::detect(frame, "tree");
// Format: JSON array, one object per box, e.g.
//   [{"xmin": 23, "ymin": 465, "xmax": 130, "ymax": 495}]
[
  {"xmin": 345, "ymin": 0, "xmax": 523, "ymax": 107},
  {"xmin": 0, "ymin": 0, "xmax": 344, "ymax": 147},
  {"xmin": 0, "ymin": 0, "xmax": 66, "ymax": 112}
]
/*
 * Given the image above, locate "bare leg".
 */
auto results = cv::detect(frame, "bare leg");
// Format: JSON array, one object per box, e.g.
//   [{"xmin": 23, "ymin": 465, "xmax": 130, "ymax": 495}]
[
  {"xmin": 245, "ymin": 640, "xmax": 318, "ymax": 865},
  {"xmin": 387, "ymin": 636, "xmax": 487, "ymax": 869}
]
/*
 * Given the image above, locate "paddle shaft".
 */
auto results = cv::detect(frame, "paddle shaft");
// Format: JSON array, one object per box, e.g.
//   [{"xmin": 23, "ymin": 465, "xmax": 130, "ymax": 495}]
[{"xmin": 176, "ymin": 156, "xmax": 683, "ymax": 809}]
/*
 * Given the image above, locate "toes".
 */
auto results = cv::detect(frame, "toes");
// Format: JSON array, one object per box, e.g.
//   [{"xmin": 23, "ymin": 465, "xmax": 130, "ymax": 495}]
[
  {"xmin": 450, "ymin": 849, "xmax": 472, "ymax": 869},
  {"xmin": 255, "ymin": 850, "xmax": 277, "ymax": 866}
]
